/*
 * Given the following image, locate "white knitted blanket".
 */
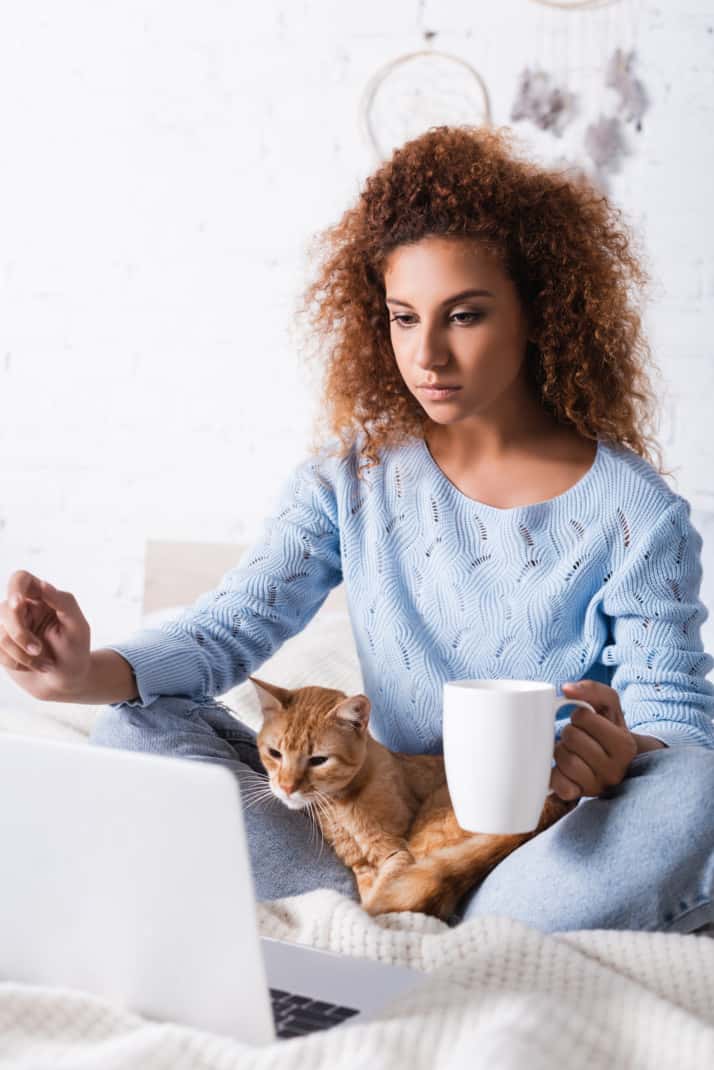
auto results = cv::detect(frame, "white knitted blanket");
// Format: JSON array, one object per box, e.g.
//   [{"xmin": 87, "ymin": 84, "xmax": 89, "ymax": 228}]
[{"xmin": 1, "ymin": 888, "xmax": 713, "ymax": 1069}]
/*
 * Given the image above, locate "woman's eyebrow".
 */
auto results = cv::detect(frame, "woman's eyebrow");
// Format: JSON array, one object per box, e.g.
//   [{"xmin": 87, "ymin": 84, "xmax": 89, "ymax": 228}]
[{"xmin": 385, "ymin": 288, "xmax": 495, "ymax": 307}]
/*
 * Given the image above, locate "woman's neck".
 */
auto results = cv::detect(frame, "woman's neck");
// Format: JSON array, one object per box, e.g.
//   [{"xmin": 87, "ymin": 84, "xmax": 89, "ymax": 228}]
[{"xmin": 425, "ymin": 399, "xmax": 566, "ymax": 469}]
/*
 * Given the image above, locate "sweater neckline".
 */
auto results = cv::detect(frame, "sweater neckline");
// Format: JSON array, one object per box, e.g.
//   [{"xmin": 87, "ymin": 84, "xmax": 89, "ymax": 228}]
[{"xmin": 417, "ymin": 435, "xmax": 605, "ymax": 515}]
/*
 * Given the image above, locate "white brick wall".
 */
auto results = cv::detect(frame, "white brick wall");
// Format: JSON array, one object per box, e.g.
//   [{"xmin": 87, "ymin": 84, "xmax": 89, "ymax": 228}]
[{"xmin": 1, "ymin": 1, "xmax": 713, "ymax": 710}]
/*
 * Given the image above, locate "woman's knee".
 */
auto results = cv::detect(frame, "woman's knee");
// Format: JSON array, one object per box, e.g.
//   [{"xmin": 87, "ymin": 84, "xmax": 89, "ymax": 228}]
[
  {"xmin": 627, "ymin": 744, "xmax": 714, "ymax": 830},
  {"xmin": 89, "ymin": 695, "xmax": 223, "ymax": 755}
]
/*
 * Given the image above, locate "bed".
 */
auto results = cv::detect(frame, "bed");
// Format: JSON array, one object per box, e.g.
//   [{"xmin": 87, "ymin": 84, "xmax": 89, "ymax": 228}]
[{"xmin": 1, "ymin": 539, "xmax": 713, "ymax": 1068}]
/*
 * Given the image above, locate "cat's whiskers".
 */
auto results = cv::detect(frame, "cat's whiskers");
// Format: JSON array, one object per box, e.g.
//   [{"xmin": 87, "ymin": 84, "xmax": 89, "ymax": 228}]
[
  {"xmin": 308, "ymin": 787, "xmax": 337, "ymax": 858},
  {"xmin": 239, "ymin": 769, "xmax": 270, "ymax": 787},
  {"xmin": 240, "ymin": 783, "xmax": 273, "ymax": 795},
  {"xmin": 304, "ymin": 799, "xmax": 321, "ymax": 854},
  {"xmin": 239, "ymin": 771, "xmax": 282, "ymax": 812},
  {"xmin": 314, "ymin": 787, "xmax": 336, "ymax": 821},
  {"xmin": 238, "ymin": 771, "xmax": 268, "ymax": 785},
  {"xmin": 305, "ymin": 796, "xmax": 329, "ymax": 859},
  {"xmin": 240, "ymin": 786, "xmax": 273, "ymax": 799},
  {"xmin": 241, "ymin": 789, "xmax": 280, "ymax": 812}
]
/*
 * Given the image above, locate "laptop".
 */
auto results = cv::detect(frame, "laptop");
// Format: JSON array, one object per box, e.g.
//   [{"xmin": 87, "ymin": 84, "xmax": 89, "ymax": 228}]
[{"xmin": 0, "ymin": 732, "xmax": 426, "ymax": 1044}]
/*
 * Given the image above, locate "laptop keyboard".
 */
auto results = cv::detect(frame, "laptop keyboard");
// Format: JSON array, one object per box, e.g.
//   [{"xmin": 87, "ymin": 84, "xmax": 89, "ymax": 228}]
[{"xmin": 269, "ymin": 986, "xmax": 360, "ymax": 1039}]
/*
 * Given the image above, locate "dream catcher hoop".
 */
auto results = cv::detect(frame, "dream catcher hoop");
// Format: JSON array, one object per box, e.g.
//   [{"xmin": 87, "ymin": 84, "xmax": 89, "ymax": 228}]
[{"xmin": 360, "ymin": 49, "xmax": 492, "ymax": 163}]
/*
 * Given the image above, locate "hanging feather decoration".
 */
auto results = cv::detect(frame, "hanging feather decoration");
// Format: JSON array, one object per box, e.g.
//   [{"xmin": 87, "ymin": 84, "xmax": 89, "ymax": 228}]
[
  {"xmin": 584, "ymin": 115, "xmax": 628, "ymax": 182},
  {"xmin": 604, "ymin": 48, "xmax": 649, "ymax": 131},
  {"xmin": 510, "ymin": 67, "xmax": 577, "ymax": 137}
]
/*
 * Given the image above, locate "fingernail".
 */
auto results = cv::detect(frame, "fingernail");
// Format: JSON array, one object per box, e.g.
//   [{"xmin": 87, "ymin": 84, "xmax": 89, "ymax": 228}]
[
  {"xmin": 566, "ymin": 681, "xmax": 582, "ymax": 689},
  {"xmin": 27, "ymin": 641, "xmax": 41, "ymax": 655},
  {"xmin": 11, "ymin": 595, "xmax": 21, "ymax": 610}
]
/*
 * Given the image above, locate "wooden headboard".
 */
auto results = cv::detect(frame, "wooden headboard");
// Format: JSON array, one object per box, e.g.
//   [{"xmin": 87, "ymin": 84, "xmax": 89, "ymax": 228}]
[{"xmin": 142, "ymin": 539, "xmax": 349, "ymax": 616}]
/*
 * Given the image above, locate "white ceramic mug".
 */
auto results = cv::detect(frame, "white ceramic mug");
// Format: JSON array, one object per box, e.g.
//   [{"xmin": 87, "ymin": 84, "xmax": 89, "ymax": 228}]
[{"xmin": 442, "ymin": 679, "xmax": 597, "ymax": 834}]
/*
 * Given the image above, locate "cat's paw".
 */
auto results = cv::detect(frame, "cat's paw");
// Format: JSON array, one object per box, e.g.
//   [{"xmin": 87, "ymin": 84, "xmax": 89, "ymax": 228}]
[
  {"xmin": 362, "ymin": 896, "xmax": 386, "ymax": 917},
  {"xmin": 362, "ymin": 851, "xmax": 416, "ymax": 914},
  {"xmin": 353, "ymin": 862, "xmax": 378, "ymax": 899},
  {"xmin": 362, "ymin": 884, "xmax": 398, "ymax": 916},
  {"xmin": 362, "ymin": 867, "xmax": 415, "ymax": 916},
  {"xmin": 378, "ymin": 847, "xmax": 414, "ymax": 873}
]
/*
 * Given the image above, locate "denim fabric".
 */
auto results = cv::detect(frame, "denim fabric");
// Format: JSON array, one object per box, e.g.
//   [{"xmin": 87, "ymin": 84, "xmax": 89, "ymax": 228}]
[
  {"xmin": 89, "ymin": 694, "xmax": 714, "ymax": 934},
  {"xmin": 89, "ymin": 694, "xmax": 359, "ymax": 905}
]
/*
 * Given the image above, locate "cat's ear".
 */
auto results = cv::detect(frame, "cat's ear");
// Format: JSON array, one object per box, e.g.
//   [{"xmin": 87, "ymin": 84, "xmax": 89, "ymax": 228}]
[
  {"xmin": 248, "ymin": 676, "xmax": 290, "ymax": 721},
  {"xmin": 330, "ymin": 694, "xmax": 371, "ymax": 734}
]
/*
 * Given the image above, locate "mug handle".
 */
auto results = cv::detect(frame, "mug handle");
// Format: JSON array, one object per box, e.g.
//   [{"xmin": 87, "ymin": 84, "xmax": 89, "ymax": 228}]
[
  {"xmin": 546, "ymin": 698, "xmax": 599, "ymax": 796},
  {"xmin": 554, "ymin": 698, "xmax": 598, "ymax": 720}
]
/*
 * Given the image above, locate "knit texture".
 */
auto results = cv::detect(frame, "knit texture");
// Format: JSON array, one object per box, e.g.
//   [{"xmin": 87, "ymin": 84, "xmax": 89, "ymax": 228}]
[
  {"xmin": 2, "ymin": 889, "xmax": 714, "ymax": 1067},
  {"xmin": 108, "ymin": 434, "xmax": 714, "ymax": 752}
]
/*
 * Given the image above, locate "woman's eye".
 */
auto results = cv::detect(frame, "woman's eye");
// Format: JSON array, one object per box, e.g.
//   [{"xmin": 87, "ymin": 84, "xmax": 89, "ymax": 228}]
[
  {"xmin": 308, "ymin": 756, "xmax": 329, "ymax": 766},
  {"xmin": 389, "ymin": 311, "xmax": 483, "ymax": 327},
  {"xmin": 268, "ymin": 747, "xmax": 281, "ymax": 759}
]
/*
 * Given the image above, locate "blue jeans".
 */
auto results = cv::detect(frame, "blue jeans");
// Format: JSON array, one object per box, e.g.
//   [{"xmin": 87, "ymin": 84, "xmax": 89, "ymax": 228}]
[{"xmin": 89, "ymin": 694, "xmax": 714, "ymax": 934}]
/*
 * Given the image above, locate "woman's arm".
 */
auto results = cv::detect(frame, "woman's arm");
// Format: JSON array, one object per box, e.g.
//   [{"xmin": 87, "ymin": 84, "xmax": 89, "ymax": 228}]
[
  {"xmin": 102, "ymin": 451, "xmax": 343, "ymax": 709},
  {"xmin": 601, "ymin": 496, "xmax": 714, "ymax": 750}
]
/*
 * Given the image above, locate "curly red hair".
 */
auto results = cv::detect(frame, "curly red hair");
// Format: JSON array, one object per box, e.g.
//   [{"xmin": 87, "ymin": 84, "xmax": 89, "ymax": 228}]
[{"xmin": 296, "ymin": 124, "xmax": 662, "ymax": 477}]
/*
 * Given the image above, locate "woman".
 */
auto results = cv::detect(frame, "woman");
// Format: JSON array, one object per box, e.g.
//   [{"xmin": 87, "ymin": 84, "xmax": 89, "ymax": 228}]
[{"xmin": 2, "ymin": 126, "xmax": 713, "ymax": 933}]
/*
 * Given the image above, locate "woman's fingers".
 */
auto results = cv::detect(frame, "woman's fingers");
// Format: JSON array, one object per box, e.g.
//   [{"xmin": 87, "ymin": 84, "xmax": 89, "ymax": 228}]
[
  {"xmin": 549, "ymin": 762, "xmax": 583, "ymax": 802},
  {"xmin": 0, "ymin": 624, "xmax": 45, "ymax": 671},
  {"xmin": 562, "ymin": 679, "xmax": 626, "ymax": 727},
  {"xmin": 14, "ymin": 577, "xmax": 69, "ymax": 618},
  {"xmin": 5, "ymin": 572, "xmax": 49, "ymax": 652},
  {"xmin": 0, "ymin": 600, "xmax": 45, "ymax": 659},
  {"xmin": 0, "ymin": 649, "xmax": 29, "ymax": 672},
  {"xmin": 18, "ymin": 580, "xmax": 81, "ymax": 642},
  {"xmin": 0, "ymin": 656, "xmax": 25, "ymax": 673},
  {"xmin": 8, "ymin": 571, "xmax": 46, "ymax": 610},
  {"xmin": 4, "ymin": 572, "xmax": 74, "ymax": 656},
  {"xmin": 559, "ymin": 720, "xmax": 611, "ymax": 769}
]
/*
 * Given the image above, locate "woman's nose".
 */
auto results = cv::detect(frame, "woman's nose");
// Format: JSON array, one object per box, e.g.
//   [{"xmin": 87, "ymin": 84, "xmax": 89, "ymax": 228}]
[{"xmin": 413, "ymin": 321, "xmax": 450, "ymax": 369}]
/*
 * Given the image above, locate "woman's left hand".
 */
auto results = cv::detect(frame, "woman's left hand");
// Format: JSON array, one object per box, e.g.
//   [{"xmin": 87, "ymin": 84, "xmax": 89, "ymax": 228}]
[{"xmin": 549, "ymin": 680, "xmax": 639, "ymax": 802}]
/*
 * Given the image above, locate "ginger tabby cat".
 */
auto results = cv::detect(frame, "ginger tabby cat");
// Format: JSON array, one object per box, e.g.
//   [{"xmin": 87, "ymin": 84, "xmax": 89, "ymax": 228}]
[{"xmin": 248, "ymin": 676, "xmax": 576, "ymax": 921}]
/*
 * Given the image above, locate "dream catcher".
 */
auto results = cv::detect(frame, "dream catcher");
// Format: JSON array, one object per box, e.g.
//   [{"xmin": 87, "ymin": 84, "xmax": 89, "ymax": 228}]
[
  {"xmin": 360, "ymin": 50, "xmax": 491, "ymax": 164},
  {"xmin": 513, "ymin": 0, "xmax": 649, "ymax": 187}
]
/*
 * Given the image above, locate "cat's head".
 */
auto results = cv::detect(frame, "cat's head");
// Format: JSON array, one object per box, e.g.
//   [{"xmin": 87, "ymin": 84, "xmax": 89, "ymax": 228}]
[{"xmin": 249, "ymin": 676, "xmax": 371, "ymax": 810}]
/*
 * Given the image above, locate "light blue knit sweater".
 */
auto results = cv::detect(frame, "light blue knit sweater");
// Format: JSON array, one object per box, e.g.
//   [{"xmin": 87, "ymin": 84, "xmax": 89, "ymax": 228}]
[{"xmin": 108, "ymin": 433, "xmax": 714, "ymax": 753}]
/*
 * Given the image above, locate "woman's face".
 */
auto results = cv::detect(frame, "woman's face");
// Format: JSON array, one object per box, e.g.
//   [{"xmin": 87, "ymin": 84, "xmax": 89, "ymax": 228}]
[{"xmin": 383, "ymin": 236, "xmax": 531, "ymax": 427}]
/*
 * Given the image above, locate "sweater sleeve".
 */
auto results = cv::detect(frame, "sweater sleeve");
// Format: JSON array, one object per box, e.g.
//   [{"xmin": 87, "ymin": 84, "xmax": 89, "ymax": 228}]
[
  {"xmin": 104, "ymin": 452, "xmax": 343, "ymax": 708},
  {"xmin": 600, "ymin": 495, "xmax": 714, "ymax": 749}
]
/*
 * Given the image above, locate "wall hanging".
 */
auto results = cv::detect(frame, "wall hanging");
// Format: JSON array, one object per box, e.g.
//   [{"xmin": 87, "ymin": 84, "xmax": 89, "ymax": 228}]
[
  {"xmin": 511, "ymin": 0, "xmax": 649, "ymax": 188},
  {"xmin": 510, "ymin": 68, "xmax": 577, "ymax": 136},
  {"xmin": 360, "ymin": 50, "xmax": 491, "ymax": 163}
]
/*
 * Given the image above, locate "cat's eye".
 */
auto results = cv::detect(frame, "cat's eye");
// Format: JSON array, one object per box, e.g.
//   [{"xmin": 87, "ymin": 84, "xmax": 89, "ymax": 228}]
[
  {"xmin": 308, "ymin": 756, "xmax": 328, "ymax": 766},
  {"xmin": 267, "ymin": 747, "xmax": 281, "ymax": 759}
]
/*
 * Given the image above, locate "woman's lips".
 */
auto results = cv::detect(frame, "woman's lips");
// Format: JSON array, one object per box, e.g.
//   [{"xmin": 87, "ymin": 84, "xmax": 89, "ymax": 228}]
[{"xmin": 418, "ymin": 385, "xmax": 462, "ymax": 400}]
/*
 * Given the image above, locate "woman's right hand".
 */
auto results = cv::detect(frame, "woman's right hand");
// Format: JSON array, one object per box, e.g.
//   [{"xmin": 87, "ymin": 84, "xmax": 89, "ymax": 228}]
[{"xmin": 0, "ymin": 571, "xmax": 92, "ymax": 701}]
